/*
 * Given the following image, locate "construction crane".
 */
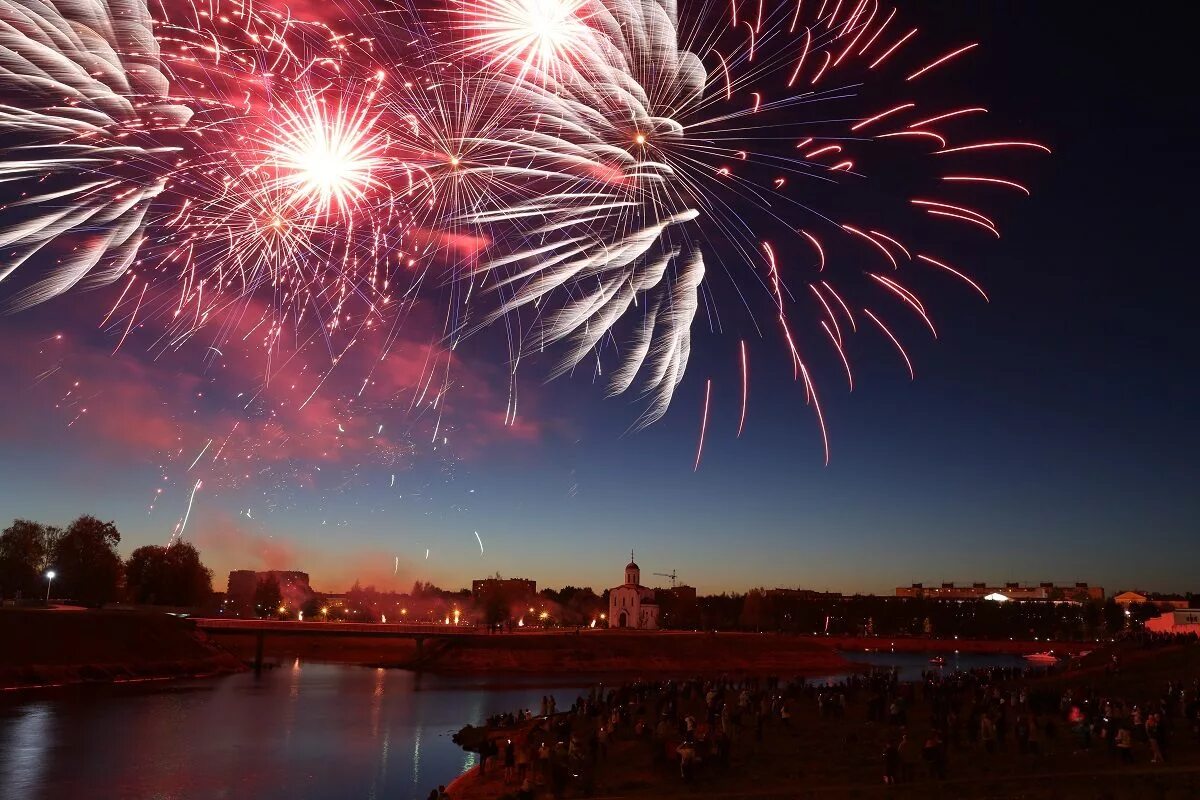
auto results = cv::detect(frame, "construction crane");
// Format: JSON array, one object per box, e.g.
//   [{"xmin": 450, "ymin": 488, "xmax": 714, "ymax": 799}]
[{"xmin": 654, "ymin": 570, "xmax": 679, "ymax": 588}]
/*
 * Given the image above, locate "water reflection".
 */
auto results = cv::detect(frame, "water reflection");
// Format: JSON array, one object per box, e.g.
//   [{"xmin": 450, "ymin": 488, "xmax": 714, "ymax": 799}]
[
  {"xmin": 0, "ymin": 700, "xmax": 54, "ymax": 796},
  {"xmin": 0, "ymin": 664, "xmax": 590, "ymax": 800},
  {"xmin": 0, "ymin": 653, "xmax": 1033, "ymax": 799}
]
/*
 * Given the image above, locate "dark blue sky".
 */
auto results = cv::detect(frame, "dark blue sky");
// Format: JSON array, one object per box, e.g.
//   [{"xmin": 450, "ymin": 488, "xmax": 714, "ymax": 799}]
[{"xmin": 1, "ymin": 1, "xmax": 1196, "ymax": 595}]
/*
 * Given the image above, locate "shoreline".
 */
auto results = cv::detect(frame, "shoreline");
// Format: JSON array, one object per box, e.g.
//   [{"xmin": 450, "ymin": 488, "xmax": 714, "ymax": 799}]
[
  {"xmin": 0, "ymin": 609, "xmax": 244, "ymax": 691},
  {"xmin": 200, "ymin": 627, "xmax": 1090, "ymax": 675}
]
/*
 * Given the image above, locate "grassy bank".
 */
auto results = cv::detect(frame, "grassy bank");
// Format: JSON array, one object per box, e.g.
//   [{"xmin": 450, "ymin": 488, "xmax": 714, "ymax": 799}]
[{"xmin": 0, "ymin": 609, "xmax": 244, "ymax": 690}]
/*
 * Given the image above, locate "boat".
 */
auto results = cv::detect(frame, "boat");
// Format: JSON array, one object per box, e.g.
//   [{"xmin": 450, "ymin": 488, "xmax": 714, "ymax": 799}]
[
  {"xmin": 1023, "ymin": 651, "xmax": 1060, "ymax": 664},
  {"xmin": 928, "ymin": 656, "xmax": 946, "ymax": 666}
]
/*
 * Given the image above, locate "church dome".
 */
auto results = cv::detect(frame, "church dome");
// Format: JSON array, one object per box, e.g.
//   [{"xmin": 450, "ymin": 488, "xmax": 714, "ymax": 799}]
[{"xmin": 626, "ymin": 560, "xmax": 639, "ymax": 570}]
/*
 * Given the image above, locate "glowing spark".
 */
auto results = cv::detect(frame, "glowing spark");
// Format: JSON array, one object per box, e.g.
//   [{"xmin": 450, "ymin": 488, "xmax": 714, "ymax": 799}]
[
  {"xmin": 941, "ymin": 175, "xmax": 1030, "ymax": 195},
  {"xmin": 850, "ymin": 102, "xmax": 915, "ymax": 131},
  {"xmin": 906, "ymin": 43, "xmax": 978, "ymax": 81},
  {"xmin": 694, "ymin": 378, "xmax": 712, "ymax": 472},
  {"xmin": 908, "ymin": 107, "xmax": 987, "ymax": 128},
  {"xmin": 173, "ymin": 480, "xmax": 203, "ymax": 543},
  {"xmin": 864, "ymin": 309, "xmax": 914, "ymax": 379},
  {"xmin": 916, "ymin": 254, "xmax": 990, "ymax": 300},
  {"xmin": 188, "ymin": 440, "xmax": 213, "ymax": 471},
  {"xmin": 937, "ymin": 141, "xmax": 1053, "ymax": 155},
  {"xmin": 738, "ymin": 342, "xmax": 748, "ymax": 438},
  {"xmin": 869, "ymin": 27, "xmax": 917, "ymax": 69}
]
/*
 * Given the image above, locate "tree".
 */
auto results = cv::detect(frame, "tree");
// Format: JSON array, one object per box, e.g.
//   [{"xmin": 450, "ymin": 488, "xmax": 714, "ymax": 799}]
[
  {"xmin": 740, "ymin": 588, "xmax": 766, "ymax": 631},
  {"xmin": 1103, "ymin": 599, "xmax": 1126, "ymax": 633},
  {"xmin": 0, "ymin": 519, "xmax": 57, "ymax": 599},
  {"xmin": 125, "ymin": 542, "xmax": 213, "ymax": 606},
  {"xmin": 49, "ymin": 516, "xmax": 123, "ymax": 606},
  {"xmin": 254, "ymin": 574, "xmax": 283, "ymax": 617}
]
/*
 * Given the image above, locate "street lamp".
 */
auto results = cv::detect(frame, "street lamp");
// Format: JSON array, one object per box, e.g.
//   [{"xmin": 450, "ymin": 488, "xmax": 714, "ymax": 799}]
[{"xmin": 44, "ymin": 571, "xmax": 55, "ymax": 602}]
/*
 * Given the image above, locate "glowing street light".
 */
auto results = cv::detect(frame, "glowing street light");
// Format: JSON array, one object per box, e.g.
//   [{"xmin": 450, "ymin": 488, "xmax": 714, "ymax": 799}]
[{"xmin": 45, "ymin": 570, "xmax": 56, "ymax": 602}]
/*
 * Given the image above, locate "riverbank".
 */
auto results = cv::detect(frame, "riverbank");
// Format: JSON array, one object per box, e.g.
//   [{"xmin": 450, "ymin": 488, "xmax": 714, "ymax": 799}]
[
  {"xmin": 0, "ymin": 609, "xmax": 244, "ymax": 690},
  {"xmin": 445, "ymin": 636, "xmax": 1200, "ymax": 799},
  {"xmin": 827, "ymin": 635, "xmax": 1093, "ymax": 656},
  {"xmin": 207, "ymin": 630, "xmax": 854, "ymax": 675},
  {"xmin": 199, "ymin": 627, "xmax": 1090, "ymax": 674}
]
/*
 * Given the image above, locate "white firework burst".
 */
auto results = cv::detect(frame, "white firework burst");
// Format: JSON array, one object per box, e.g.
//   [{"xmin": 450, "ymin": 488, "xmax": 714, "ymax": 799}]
[{"xmin": 0, "ymin": 0, "xmax": 189, "ymax": 310}]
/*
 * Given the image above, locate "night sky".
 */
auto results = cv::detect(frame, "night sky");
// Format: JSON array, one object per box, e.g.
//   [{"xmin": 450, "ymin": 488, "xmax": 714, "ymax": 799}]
[{"xmin": 0, "ymin": 1, "xmax": 1195, "ymax": 596}]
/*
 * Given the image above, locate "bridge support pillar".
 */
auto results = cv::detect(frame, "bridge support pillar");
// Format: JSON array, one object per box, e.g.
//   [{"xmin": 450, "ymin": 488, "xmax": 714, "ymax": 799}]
[
  {"xmin": 254, "ymin": 631, "xmax": 266, "ymax": 674},
  {"xmin": 414, "ymin": 637, "xmax": 424, "ymax": 664}
]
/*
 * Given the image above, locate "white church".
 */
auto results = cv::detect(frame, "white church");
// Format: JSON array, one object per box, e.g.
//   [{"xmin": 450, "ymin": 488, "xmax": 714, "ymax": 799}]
[{"xmin": 608, "ymin": 553, "xmax": 659, "ymax": 629}]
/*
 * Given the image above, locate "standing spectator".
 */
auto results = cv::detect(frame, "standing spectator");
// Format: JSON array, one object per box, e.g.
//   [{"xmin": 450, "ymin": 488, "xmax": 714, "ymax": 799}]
[
  {"xmin": 677, "ymin": 739, "xmax": 698, "ymax": 781},
  {"xmin": 981, "ymin": 714, "xmax": 997, "ymax": 754},
  {"xmin": 898, "ymin": 733, "xmax": 917, "ymax": 783},
  {"xmin": 503, "ymin": 739, "xmax": 515, "ymax": 783},
  {"xmin": 882, "ymin": 740, "xmax": 899, "ymax": 785},
  {"xmin": 1115, "ymin": 725, "xmax": 1134, "ymax": 763}
]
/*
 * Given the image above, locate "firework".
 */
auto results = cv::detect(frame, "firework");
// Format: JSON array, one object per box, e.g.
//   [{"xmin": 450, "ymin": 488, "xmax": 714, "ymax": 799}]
[
  {"xmin": 0, "ymin": 0, "xmax": 1046, "ymax": 456},
  {"xmin": 446, "ymin": 0, "xmax": 1047, "ymax": 441},
  {"xmin": 0, "ymin": 0, "xmax": 190, "ymax": 311}
]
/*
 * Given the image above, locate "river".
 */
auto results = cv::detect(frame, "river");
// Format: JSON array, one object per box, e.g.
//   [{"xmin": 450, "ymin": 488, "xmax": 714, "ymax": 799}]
[
  {"xmin": 1, "ymin": 662, "xmax": 592, "ymax": 800},
  {"xmin": 0, "ymin": 650, "xmax": 1037, "ymax": 800}
]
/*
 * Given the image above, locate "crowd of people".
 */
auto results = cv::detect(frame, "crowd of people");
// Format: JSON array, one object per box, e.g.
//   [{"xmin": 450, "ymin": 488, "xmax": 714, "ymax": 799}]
[{"xmin": 442, "ymin": 641, "xmax": 1200, "ymax": 798}]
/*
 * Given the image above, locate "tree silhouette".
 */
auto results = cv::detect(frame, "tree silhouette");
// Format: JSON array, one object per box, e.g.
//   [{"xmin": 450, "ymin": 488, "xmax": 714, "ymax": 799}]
[
  {"xmin": 125, "ymin": 542, "xmax": 213, "ymax": 606},
  {"xmin": 0, "ymin": 519, "xmax": 58, "ymax": 599},
  {"xmin": 254, "ymin": 574, "xmax": 283, "ymax": 617},
  {"xmin": 49, "ymin": 516, "xmax": 123, "ymax": 606}
]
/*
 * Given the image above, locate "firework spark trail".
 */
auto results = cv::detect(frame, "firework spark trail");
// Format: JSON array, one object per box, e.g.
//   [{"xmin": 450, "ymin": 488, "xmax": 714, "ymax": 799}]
[
  {"xmin": 694, "ymin": 378, "xmax": 712, "ymax": 472},
  {"xmin": 188, "ymin": 439, "xmax": 213, "ymax": 471},
  {"xmin": 171, "ymin": 479, "xmax": 203, "ymax": 543},
  {"xmin": 474, "ymin": 530, "xmax": 484, "ymax": 555},
  {"xmin": 737, "ymin": 340, "xmax": 748, "ymax": 437}
]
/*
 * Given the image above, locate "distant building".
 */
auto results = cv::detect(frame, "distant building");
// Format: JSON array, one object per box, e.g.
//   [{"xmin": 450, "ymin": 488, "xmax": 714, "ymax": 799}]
[
  {"xmin": 1113, "ymin": 591, "xmax": 1190, "ymax": 609},
  {"xmin": 767, "ymin": 588, "xmax": 844, "ymax": 601},
  {"xmin": 895, "ymin": 582, "xmax": 1104, "ymax": 602},
  {"xmin": 471, "ymin": 577, "xmax": 537, "ymax": 599},
  {"xmin": 227, "ymin": 570, "xmax": 259, "ymax": 606},
  {"xmin": 1145, "ymin": 609, "xmax": 1200, "ymax": 635},
  {"xmin": 226, "ymin": 570, "xmax": 314, "ymax": 607},
  {"xmin": 659, "ymin": 585, "xmax": 698, "ymax": 605},
  {"xmin": 608, "ymin": 554, "xmax": 658, "ymax": 629}
]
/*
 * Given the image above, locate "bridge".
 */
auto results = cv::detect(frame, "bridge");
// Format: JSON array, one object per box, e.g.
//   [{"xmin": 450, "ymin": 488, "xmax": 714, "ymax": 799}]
[{"xmin": 193, "ymin": 618, "xmax": 490, "ymax": 671}]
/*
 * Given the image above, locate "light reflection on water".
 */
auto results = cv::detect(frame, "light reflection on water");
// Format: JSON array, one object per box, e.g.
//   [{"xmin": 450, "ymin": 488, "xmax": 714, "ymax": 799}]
[
  {"xmin": 0, "ymin": 662, "xmax": 589, "ymax": 800},
  {"xmin": 815, "ymin": 649, "xmax": 1034, "ymax": 683}
]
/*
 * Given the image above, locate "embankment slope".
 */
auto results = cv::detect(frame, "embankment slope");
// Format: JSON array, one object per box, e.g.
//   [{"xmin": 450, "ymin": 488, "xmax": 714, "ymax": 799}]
[{"xmin": 0, "ymin": 609, "xmax": 243, "ymax": 689}]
